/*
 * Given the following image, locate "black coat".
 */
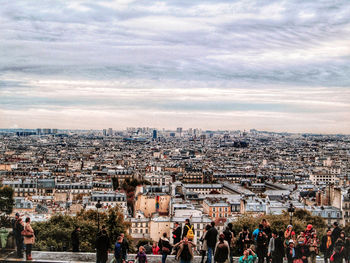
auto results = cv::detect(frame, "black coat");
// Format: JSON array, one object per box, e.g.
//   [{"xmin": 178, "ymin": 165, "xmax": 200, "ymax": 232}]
[
  {"xmin": 96, "ymin": 234, "xmax": 110, "ymax": 252},
  {"xmin": 320, "ymin": 236, "xmax": 334, "ymax": 258},
  {"xmin": 332, "ymin": 227, "xmax": 342, "ymax": 243},
  {"xmin": 173, "ymin": 226, "xmax": 182, "ymax": 244},
  {"xmin": 71, "ymin": 230, "xmax": 80, "ymax": 246},
  {"xmin": 274, "ymin": 236, "xmax": 285, "ymax": 258},
  {"xmin": 159, "ymin": 238, "xmax": 172, "ymax": 255},
  {"xmin": 206, "ymin": 227, "xmax": 218, "ymax": 248}
]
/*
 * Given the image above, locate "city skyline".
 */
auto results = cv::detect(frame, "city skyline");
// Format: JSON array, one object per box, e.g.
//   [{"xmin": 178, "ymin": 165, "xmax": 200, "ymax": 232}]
[{"xmin": 1, "ymin": 0, "xmax": 350, "ymax": 133}]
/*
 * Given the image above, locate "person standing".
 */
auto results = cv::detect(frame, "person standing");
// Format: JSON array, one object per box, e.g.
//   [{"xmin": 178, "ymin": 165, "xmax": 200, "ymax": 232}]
[
  {"xmin": 200, "ymin": 225, "xmax": 211, "ymax": 263},
  {"xmin": 238, "ymin": 226, "xmax": 252, "ymax": 254},
  {"xmin": 223, "ymin": 226, "xmax": 234, "ymax": 263},
  {"xmin": 159, "ymin": 232, "xmax": 172, "ymax": 263},
  {"xmin": 273, "ymin": 231, "xmax": 285, "ymax": 263},
  {"xmin": 214, "ymin": 234, "xmax": 230, "ymax": 263},
  {"xmin": 23, "ymin": 217, "xmax": 35, "ymax": 261},
  {"xmin": 295, "ymin": 236, "xmax": 310, "ymax": 263},
  {"xmin": 206, "ymin": 222, "xmax": 218, "ymax": 263},
  {"xmin": 96, "ymin": 229, "xmax": 110, "ymax": 263},
  {"xmin": 256, "ymin": 230, "xmax": 268, "ymax": 263},
  {"xmin": 14, "ymin": 215, "xmax": 24, "ymax": 258},
  {"xmin": 136, "ymin": 246, "xmax": 148, "ymax": 263},
  {"xmin": 320, "ymin": 229, "xmax": 334, "ymax": 263},
  {"xmin": 173, "ymin": 222, "xmax": 182, "ymax": 245},
  {"xmin": 332, "ymin": 222, "xmax": 342, "ymax": 243},
  {"xmin": 71, "ymin": 226, "xmax": 80, "ymax": 252},
  {"xmin": 182, "ymin": 219, "xmax": 195, "ymax": 241},
  {"xmin": 286, "ymin": 240, "xmax": 296, "ymax": 263},
  {"xmin": 267, "ymin": 231, "xmax": 276, "ymax": 263},
  {"xmin": 114, "ymin": 236, "xmax": 123, "ymax": 263},
  {"xmin": 174, "ymin": 237, "xmax": 196, "ymax": 263},
  {"xmin": 120, "ymin": 233, "xmax": 129, "ymax": 262},
  {"xmin": 307, "ymin": 233, "xmax": 319, "ymax": 263}
]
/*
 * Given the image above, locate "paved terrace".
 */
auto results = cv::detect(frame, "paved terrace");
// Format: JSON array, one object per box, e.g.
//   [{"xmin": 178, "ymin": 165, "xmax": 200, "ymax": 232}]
[{"xmin": 0, "ymin": 251, "xmax": 325, "ymax": 263}]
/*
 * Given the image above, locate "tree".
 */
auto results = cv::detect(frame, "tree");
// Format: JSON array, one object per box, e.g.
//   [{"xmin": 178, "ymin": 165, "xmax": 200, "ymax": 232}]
[
  {"xmin": 33, "ymin": 206, "xmax": 130, "ymax": 252},
  {"xmin": 0, "ymin": 186, "xmax": 14, "ymax": 215}
]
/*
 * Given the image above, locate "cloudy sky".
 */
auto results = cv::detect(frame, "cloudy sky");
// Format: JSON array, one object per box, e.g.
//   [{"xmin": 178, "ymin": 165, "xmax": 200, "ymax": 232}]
[{"xmin": 1, "ymin": 0, "xmax": 350, "ymax": 133}]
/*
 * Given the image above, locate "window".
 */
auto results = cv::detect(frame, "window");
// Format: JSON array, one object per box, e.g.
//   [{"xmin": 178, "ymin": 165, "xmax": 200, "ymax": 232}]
[{"xmin": 213, "ymin": 208, "xmax": 216, "ymax": 212}]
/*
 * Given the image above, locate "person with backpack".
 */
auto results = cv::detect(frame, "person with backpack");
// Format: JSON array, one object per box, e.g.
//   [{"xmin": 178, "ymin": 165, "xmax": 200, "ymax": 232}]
[
  {"xmin": 159, "ymin": 232, "xmax": 172, "ymax": 263},
  {"xmin": 214, "ymin": 234, "xmax": 230, "ymax": 263},
  {"xmin": 206, "ymin": 222, "xmax": 218, "ymax": 263},
  {"xmin": 182, "ymin": 219, "xmax": 195, "ymax": 241}
]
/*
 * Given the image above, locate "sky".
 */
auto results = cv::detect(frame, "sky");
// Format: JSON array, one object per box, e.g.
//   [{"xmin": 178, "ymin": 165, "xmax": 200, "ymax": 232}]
[{"xmin": 0, "ymin": 0, "xmax": 350, "ymax": 133}]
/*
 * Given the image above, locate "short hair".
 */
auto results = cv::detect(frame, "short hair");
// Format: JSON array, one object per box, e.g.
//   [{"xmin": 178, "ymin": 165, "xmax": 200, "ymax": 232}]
[
  {"xmin": 243, "ymin": 226, "xmax": 248, "ymax": 231},
  {"xmin": 25, "ymin": 217, "xmax": 30, "ymax": 223},
  {"xmin": 117, "ymin": 236, "xmax": 123, "ymax": 241},
  {"xmin": 334, "ymin": 222, "xmax": 338, "ymax": 226},
  {"xmin": 101, "ymin": 230, "xmax": 107, "ymax": 235},
  {"xmin": 205, "ymin": 224, "xmax": 211, "ymax": 231},
  {"xmin": 163, "ymin": 232, "xmax": 167, "ymax": 238},
  {"xmin": 175, "ymin": 222, "xmax": 179, "ymax": 225},
  {"xmin": 272, "ymin": 230, "xmax": 278, "ymax": 235},
  {"xmin": 211, "ymin": 221, "xmax": 215, "ymax": 227},
  {"xmin": 185, "ymin": 219, "xmax": 190, "ymax": 223},
  {"xmin": 258, "ymin": 224, "xmax": 263, "ymax": 229},
  {"xmin": 101, "ymin": 225, "xmax": 106, "ymax": 229}
]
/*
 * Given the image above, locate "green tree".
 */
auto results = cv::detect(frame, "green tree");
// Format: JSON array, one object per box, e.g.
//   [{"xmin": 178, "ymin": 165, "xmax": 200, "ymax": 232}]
[
  {"xmin": 0, "ymin": 186, "xmax": 14, "ymax": 215},
  {"xmin": 33, "ymin": 206, "xmax": 130, "ymax": 252}
]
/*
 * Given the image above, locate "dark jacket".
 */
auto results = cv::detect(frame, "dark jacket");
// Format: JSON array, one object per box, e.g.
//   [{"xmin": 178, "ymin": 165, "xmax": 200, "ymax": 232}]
[
  {"xmin": 96, "ymin": 233, "xmax": 110, "ymax": 252},
  {"xmin": 332, "ymin": 227, "xmax": 341, "ymax": 242},
  {"xmin": 173, "ymin": 226, "xmax": 182, "ymax": 244},
  {"xmin": 214, "ymin": 242, "xmax": 229, "ymax": 263},
  {"xmin": 71, "ymin": 230, "xmax": 80, "ymax": 247},
  {"xmin": 320, "ymin": 236, "xmax": 334, "ymax": 258},
  {"xmin": 114, "ymin": 242, "xmax": 122, "ymax": 259},
  {"xmin": 237, "ymin": 231, "xmax": 252, "ymax": 253},
  {"xmin": 274, "ymin": 236, "xmax": 285, "ymax": 258},
  {"xmin": 121, "ymin": 238, "xmax": 129, "ymax": 259},
  {"xmin": 206, "ymin": 227, "xmax": 218, "ymax": 248},
  {"xmin": 158, "ymin": 237, "xmax": 172, "ymax": 255},
  {"xmin": 223, "ymin": 228, "xmax": 233, "ymax": 247},
  {"xmin": 295, "ymin": 243, "xmax": 310, "ymax": 263},
  {"xmin": 14, "ymin": 219, "xmax": 24, "ymax": 239},
  {"xmin": 286, "ymin": 247, "xmax": 296, "ymax": 263},
  {"xmin": 136, "ymin": 251, "xmax": 148, "ymax": 263}
]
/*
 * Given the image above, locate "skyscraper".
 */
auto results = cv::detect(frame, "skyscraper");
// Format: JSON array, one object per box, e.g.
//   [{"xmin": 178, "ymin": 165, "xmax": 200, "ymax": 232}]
[{"xmin": 153, "ymin": 129, "xmax": 157, "ymax": 140}]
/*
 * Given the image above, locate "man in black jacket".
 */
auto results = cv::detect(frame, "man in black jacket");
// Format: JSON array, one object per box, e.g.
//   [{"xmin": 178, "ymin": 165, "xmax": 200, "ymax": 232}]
[
  {"xmin": 205, "ymin": 221, "xmax": 218, "ymax": 263},
  {"xmin": 71, "ymin": 226, "xmax": 80, "ymax": 252},
  {"xmin": 96, "ymin": 230, "xmax": 110, "ymax": 263},
  {"xmin": 173, "ymin": 222, "xmax": 182, "ymax": 245},
  {"xmin": 14, "ymin": 215, "xmax": 24, "ymax": 258},
  {"xmin": 332, "ymin": 222, "xmax": 341, "ymax": 243},
  {"xmin": 273, "ymin": 231, "xmax": 285, "ymax": 263},
  {"xmin": 182, "ymin": 219, "xmax": 195, "ymax": 240}
]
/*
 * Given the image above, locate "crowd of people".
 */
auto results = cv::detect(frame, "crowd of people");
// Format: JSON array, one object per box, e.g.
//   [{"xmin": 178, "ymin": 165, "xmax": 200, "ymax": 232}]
[
  {"xmin": 11, "ymin": 213, "xmax": 350, "ymax": 263},
  {"xmin": 148, "ymin": 219, "xmax": 350, "ymax": 263}
]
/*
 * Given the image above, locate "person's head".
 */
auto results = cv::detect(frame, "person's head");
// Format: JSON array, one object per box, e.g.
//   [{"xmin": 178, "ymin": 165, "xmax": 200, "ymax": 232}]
[
  {"xmin": 219, "ymin": 233, "xmax": 225, "ymax": 243},
  {"xmin": 139, "ymin": 246, "xmax": 144, "ymax": 252},
  {"xmin": 117, "ymin": 236, "xmax": 123, "ymax": 243},
  {"xmin": 185, "ymin": 219, "xmax": 190, "ymax": 224},
  {"xmin": 101, "ymin": 230, "xmax": 107, "ymax": 235},
  {"xmin": 75, "ymin": 226, "xmax": 80, "ymax": 231},
  {"xmin": 298, "ymin": 236, "xmax": 305, "ymax": 244},
  {"xmin": 243, "ymin": 249, "xmax": 251, "ymax": 256},
  {"xmin": 327, "ymin": 229, "xmax": 332, "ymax": 236},
  {"xmin": 120, "ymin": 233, "xmax": 125, "ymax": 238},
  {"xmin": 287, "ymin": 225, "xmax": 293, "ymax": 231},
  {"xmin": 15, "ymin": 213, "xmax": 20, "ymax": 219},
  {"xmin": 300, "ymin": 231, "xmax": 304, "ymax": 237},
  {"xmin": 152, "ymin": 241, "xmax": 157, "ymax": 247},
  {"xmin": 25, "ymin": 217, "xmax": 30, "ymax": 223},
  {"xmin": 211, "ymin": 221, "xmax": 215, "ymax": 227},
  {"xmin": 272, "ymin": 230, "xmax": 277, "ymax": 238},
  {"xmin": 289, "ymin": 240, "xmax": 294, "ymax": 247},
  {"xmin": 243, "ymin": 226, "xmax": 248, "ymax": 231},
  {"xmin": 340, "ymin": 231, "xmax": 345, "ymax": 239},
  {"xmin": 163, "ymin": 232, "xmax": 167, "ymax": 238},
  {"xmin": 334, "ymin": 222, "xmax": 339, "ymax": 227},
  {"xmin": 183, "ymin": 236, "xmax": 188, "ymax": 244},
  {"xmin": 101, "ymin": 225, "xmax": 106, "ymax": 230},
  {"xmin": 261, "ymin": 219, "xmax": 267, "ymax": 226},
  {"xmin": 228, "ymin": 222, "xmax": 233, "ymax": 230},
  {"xmin": 258, "ymin": 224, "xmax": 263, "ymax": 230},
  {"xmin": 258, "ymin": 231, "xmax": 263, "ymax": 237},
  {"xmin": 205, "ymin": 224, "xmax": 211, "ymax": 231},
  {"xmin": 306, "ymin": 224, "xmax": 313, "ymax": 231},
  {"xmin": 175, "ymin": 222, "xmax": 179, "ymax": 227},
  {"xmin": 312, "ymin": 233, "xmax": 317, "ymax": 238}
]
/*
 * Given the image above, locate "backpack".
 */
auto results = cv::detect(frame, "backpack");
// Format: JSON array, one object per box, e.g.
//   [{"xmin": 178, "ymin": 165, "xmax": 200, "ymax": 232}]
[{"xmin": 186, "ymin": 225, "xmax": 194, "ymax": 240}]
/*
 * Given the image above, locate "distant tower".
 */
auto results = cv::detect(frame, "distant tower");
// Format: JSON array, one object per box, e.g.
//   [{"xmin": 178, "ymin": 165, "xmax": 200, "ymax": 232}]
[
  {"xmin": 153, "ymin": 130, "xmax": 157, "ymax": 140},
  {"xmin": 103, "ymin": 129, "xmax": 107, "ymax": 136},
  {"xmin": 177, "ymin": 127, "xmax": 183, "ymax": 137},
  {"xmin": 108, "ymin": 128, "xmax": 113, "ymax": 136},
  {"xmin": 36, "ymin": 128, "xmax": 42, "ymax": 135}
]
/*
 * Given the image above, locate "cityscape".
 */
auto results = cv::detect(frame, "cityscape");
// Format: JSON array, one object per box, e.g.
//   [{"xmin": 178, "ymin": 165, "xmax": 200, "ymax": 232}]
[{"xmin": 1, "ymin": 0, "xmax": 350, "ymax": 262}]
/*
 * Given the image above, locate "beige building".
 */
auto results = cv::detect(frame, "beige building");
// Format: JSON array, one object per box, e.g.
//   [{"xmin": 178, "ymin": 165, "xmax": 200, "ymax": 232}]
[{"xmin": 134, "ymin": 193, "xmax": 171, "ymax": 217}]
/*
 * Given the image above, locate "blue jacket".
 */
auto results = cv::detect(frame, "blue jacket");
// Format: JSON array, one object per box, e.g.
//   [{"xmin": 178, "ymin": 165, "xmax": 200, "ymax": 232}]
[
  {"xmin": 252, "ymin": 229, "xmax": 262, "ymax": 241},
  {"xmin": 115, "ymin": 242, "xmax": 122, "ymax": 259}
]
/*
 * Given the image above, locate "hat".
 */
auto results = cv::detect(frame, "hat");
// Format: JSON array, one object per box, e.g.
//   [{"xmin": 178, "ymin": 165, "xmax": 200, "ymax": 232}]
[
  {"xmin": 307, "ymin": 224, "xmax": 313, "ymax": 230},
  {"xmin": 287, "ymin": 225, "xmax": 293, "ymax": 229},
  {"xmin": 289, "ymin": 239, "xmax": 294, "ymax": 243}
]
